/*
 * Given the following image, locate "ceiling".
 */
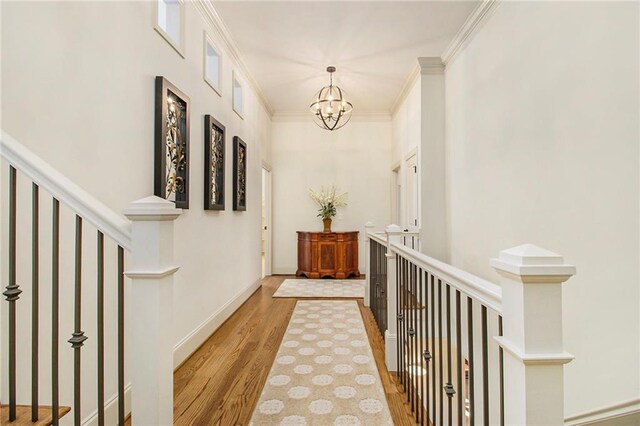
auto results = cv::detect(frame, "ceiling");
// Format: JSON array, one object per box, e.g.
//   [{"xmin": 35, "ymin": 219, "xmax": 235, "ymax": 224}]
[{"xmin": 212, "ymin": 1, "xmax": 479, "ymax": 115}]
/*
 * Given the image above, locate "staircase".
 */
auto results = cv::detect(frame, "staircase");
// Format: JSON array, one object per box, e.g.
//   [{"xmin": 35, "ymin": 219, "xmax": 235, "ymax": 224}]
[{"xmin": 0, "ymin": 132, "xmax": 181, "ymax": 425}]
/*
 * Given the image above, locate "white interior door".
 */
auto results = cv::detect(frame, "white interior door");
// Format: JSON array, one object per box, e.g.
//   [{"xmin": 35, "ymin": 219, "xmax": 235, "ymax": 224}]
[
  {"xmin": 261, "ymin": 167, "xmax": 272, "ymax": 277},
  {"xmin": 405, "ymin": 154, "xmax": 418, "ymax": 230}
]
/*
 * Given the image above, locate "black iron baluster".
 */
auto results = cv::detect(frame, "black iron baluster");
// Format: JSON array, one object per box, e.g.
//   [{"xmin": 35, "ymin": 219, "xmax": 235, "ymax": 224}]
[
  {"xmin": 481, "ymin": 305, "xmax": 489, "ymax": 425},
  {"xmin": 69, "ymin": 215, "xmax": 88, "ymax": 426},
  {"xmin": 456, "ymin": 290, "xmax": 463, "ymax": 426},
  {"xmin": 3, "ymin": 166, "xmax": 21, "ymax": 421},
  {"xmin": 418, "ymin": 268, "xmax": 424, "ymax": 425},
  {"xmin": 118, "ymin": 246, "xmax": 125, "ymax": 426},
  {"xmin": 424, "ymin": 272, "xmax": 431, "ymax": 425},
  {"xmin": 408, "ymin": 262, "xmax": 414, "ymax": 409},
  {"xmin": 400, "ymin": 257, "xmax": 406, "ymax": 389},
  {"xmin": 467, "ymin": 297, "xmax": 475, "ymax": 426},
  {"xmin": 431, "ymin": 274, "xmax": 436, "ymax": 426},
  {"xmin": 438, "ymin": 279, "xmax": 444, "ymax": 424},
  {"xmin": 396, "ymin": 255, "xmax": 401, "ymax": 384},
  {"xmin": 97, "ymin": 231, "xmax": 105, "ymax": 426},
  {"xmin": 32, "ymin": 183, "xmax": 40, "ymax": 422},
  {"xmin": 52, "ymin": 199, "xmax": 60, "ymax": 426},
  {"xmin": 499, "ymin": 315, "xmax": 504, "ymax": 426},
  {"xmin": 445, "ymin": 284, "xmax": 455, "ymax": 425}
]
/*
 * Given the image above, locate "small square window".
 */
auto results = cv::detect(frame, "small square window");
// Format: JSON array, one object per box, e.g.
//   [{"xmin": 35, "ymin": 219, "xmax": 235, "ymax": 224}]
[
  {"xmin": 232, "ymin": 72, "xmax": 244, "ymax": 119},
  {"xmin": 204, "ymin": 33, "xmax": 221, "ymax": 96},
  {"xmin": 155, "ymin": 0, "xmax": 184, "ymax": 57}
]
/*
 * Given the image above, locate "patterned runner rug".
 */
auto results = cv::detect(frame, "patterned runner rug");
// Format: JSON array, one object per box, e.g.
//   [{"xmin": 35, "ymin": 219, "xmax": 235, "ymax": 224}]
[
  {"xmin": 272, "ymin": 279, "xmax": 365, "ymax": 298},
  {"xmin": 250, "ymin": 300, "xmax": 392, "ymax": 425}
]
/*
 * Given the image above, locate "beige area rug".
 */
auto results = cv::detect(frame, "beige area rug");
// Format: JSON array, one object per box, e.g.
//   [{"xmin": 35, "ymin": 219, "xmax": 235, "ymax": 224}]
[
  {"xmin": 272, "ymin": 279, "xmax": 365, "ymax": 299},
  {"xmin": 250, "ymin": 300, "xmax": 392, "ymax": 425}
]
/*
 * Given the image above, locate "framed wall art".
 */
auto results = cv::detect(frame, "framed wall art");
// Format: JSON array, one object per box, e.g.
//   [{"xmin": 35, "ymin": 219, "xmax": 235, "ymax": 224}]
[
  {"xmin": 204, "ymin": 115, "xmax": 225, "ymax": 210},
  {"xmin": 154, "ymin": 76, "xmax": 190, "ymax": 209},
  {"xmin": 233, "ymin": 136, "xmax": 247, "ymax": 211}
]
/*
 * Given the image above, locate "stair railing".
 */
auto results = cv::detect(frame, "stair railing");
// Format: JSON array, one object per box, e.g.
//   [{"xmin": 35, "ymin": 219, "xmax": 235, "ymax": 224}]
[
  {"xmin": 365, "ymin": 222, "xmax": 576, "ymax": 425},
  {"xmin": 1, "ymin": 131, "xmax": 180, "ymax": 425}
]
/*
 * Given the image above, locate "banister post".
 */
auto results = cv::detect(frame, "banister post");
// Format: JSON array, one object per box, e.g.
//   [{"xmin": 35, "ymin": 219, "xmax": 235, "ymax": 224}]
[
  {"xmin": 123, "ymin": 196, "xmax": 182, "ymax": 426},
  {"xmin": 363, "ymin": 222, "xmax": 374, "ymax": 307},
  {"xmin": 384, "ymin": 224, "xmax": 403, "ymax": 371},
  {"xmin": 491, "ymin": 244, "xmax": 576, "ymax": 426}
]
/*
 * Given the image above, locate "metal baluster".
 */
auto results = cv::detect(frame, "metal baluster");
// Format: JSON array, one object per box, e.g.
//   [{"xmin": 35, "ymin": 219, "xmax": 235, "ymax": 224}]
[
  {"xmin": 32, "ymin": 183, "xmax": 40, "ymax": 421},
  {"xmin": 3, "ymin": 166, "xmax": 21, "ymax": 421},
  {"xmin": 97, "ymin": 232, "xmax": 105, "ymax": 426},
  {"xmin": 382, "ymin": 243, "xmax": 387, "ymax": 333},
  {"xmin": 408, "ymin": 262, "xmax": 414, "ymax": 409},
  {"xmin": 499, "ymin": 316, "xmax": 504, "ymax": 426},
  {"xmin": 467, "ymin": 297, "xmax": 475, "ymax": 426},
  {"xmin": 118, "ymin": 246, "xmax": 125, "ymax": 426},
  {"xmin": 424, "ymin": 271, "xmax": 431, "ymax": 425},
  {"xmin": 445, "ymin": 285, "xmax": 454, "ymax": 425},
  {"xmin": 431, "ymin": 274, "xmax": 437, "ymax": 426},
  {"xmin": 438, "ymin": 279, "xmax": 444, "ymax": 423},
  {"xmin": 396, "ymin": 255, "xmax": 401, "ymax": 384},
  {"xmin": 418, "ymin": 268, "xmax": 424, "ymax": 425},
  {"xmin": 69, "ymin": 215, "xmax": 88, "ymax": 426},
  {"xmin": 399, "ymin": 257, "xmax": 405, "ymax": 388},
  {"xmin": 456, "ymin": 291, "xmax": 463, "ymax": 426},
  {"xmin": 52, "ymin": 199, "xmax": 60, "ymax": 426},
  {"xmin": 403, "ymin": 257, "xmax": 409, "ymax": 392},
  {"xmin": 481, "ymin": 306, "xmax": 489, "ymax": 425}
]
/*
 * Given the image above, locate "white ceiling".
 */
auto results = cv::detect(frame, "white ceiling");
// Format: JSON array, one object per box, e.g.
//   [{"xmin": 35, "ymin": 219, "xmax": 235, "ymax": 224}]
[{"xmin": 212, "ymin": 1, "xmax": 479, "ymax": 115}]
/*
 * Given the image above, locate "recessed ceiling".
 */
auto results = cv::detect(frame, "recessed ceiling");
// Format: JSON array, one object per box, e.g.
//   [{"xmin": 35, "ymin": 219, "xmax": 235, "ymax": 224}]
[{"xmin": 212, "ymin": 1, "xmax": 479, "ymax": 115}]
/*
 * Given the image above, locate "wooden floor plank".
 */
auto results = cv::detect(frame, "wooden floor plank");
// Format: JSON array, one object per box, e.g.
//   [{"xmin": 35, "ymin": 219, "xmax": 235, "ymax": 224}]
[
  {"xmin": 130, "ymin": 276, "xmax": 416, "ymax": 425},
  {"xmin": 0, "ymin": 405, "xmax": 70, "ymax": 426}
]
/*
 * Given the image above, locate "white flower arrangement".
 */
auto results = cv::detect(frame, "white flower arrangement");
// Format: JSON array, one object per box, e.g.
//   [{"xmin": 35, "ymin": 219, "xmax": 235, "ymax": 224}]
[{"xmin": 309, "ymin": 186, "xmax": 348, "ymax": 220}]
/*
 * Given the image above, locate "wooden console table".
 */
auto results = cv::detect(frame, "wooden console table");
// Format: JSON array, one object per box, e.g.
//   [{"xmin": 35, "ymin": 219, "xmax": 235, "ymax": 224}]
[{"xmin": 296, "ymin": 231, "xmax": 360, "ymax": 279}]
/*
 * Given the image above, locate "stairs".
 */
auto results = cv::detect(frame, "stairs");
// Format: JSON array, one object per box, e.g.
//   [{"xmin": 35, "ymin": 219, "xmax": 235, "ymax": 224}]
[{"xmin": 0, "ymin": 405, "xmax": 70, "ymax": 426}]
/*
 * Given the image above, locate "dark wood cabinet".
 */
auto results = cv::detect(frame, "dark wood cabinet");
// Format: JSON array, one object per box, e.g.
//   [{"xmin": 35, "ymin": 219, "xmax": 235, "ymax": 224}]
[{"xmin": 296, "ymin": 231, "xmax": 360, "ymax": 279}]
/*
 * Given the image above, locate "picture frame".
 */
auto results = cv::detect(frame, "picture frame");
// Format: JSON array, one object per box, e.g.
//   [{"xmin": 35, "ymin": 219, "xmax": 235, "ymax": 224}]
[
  {"xmin": 154, "ymin": 76, "xmax": 190, "ymax": 209},
  {"xmin": 204, "ymin": 115, "xmax": 225, "ymax": 210},
  {"xmin": 233, "ymin": 136, "xmax": 247, "ymax": 211}
]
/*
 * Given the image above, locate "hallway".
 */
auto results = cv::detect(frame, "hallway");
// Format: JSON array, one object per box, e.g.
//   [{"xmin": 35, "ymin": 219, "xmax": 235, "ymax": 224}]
[{"xmin": 171, "ymin": 276, "xmax": 415, "ymax": 425}]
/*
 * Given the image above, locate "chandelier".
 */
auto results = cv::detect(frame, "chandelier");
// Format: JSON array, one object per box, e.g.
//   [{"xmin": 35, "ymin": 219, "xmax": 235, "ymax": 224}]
[{"xmin": 310, "ymin": 66, "xmax": 353, "ymax": 131}]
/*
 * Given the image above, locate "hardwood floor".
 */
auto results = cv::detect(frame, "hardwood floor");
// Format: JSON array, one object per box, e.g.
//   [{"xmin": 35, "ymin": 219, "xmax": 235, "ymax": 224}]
[{"xmin": 170, "ymin": 276, "xmax": 416, "ymax": 425}]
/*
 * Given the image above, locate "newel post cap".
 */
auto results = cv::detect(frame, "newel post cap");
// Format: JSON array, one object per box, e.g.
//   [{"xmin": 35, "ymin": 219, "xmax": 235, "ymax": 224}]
[
  {"xmin": 490, "ymin": 244, "xmax": 576, "ymax": 283},
  {"xmin": 385, "ymin": 224, "xmax": 402, "ymax": 234},
  {"xmin": 365, "ymin": 221, "xmax": 375, "ymax": 229},
  {"xmin": 123, "ymin": 195, "xmax": 182, "ymax": 221}
]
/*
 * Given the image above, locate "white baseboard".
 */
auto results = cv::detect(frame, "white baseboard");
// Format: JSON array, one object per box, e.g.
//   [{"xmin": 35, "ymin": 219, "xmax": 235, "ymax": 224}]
[
  {"xmin": 83, "ymin": 383, "xmax": 132, "ymax": 426},
  {"xmin": 565, "ymin": 398, "xmax": 640, "ymax": 425},
  {"xmin": 172, "ymin": 278, "xmax": 262, "ymax": 368}
]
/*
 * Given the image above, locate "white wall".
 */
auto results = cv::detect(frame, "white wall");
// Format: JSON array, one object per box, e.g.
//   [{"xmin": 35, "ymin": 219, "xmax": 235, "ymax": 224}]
[
  {"xmin": 444, "ymin": 1, "xmax": 639, "ymax": 419},
  {"xmin": 271, "ymin": 118, "xmax": 391, "ymax": 274},
  {"xmin": 1, "ymin": 1, "xmax": 270, "ymax": 422}
]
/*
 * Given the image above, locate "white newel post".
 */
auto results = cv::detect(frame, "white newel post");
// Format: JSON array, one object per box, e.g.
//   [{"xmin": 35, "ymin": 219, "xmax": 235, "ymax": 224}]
[
  {"xmin": 123, "ymin": 196, "xmax": 182, "ymax": 426},
  {"xmin": 384, "ymin": 224, "xmax": 402, "ymax": 371},
  {"xmin": 491, "ymin": 244, "xmax": 576, "ymax": 426},
  {"xmin": 363, "ymin": 222, "xmax": 374, "ymax": 307}
]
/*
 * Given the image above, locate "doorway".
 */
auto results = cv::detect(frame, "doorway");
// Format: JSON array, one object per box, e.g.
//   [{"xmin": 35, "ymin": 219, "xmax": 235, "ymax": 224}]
[
  {"xmin": 405, "ymin": 153, "xmax": 419, "ymax": 230},
  {"xmin": 392, "ymin": 165, "xmax": 401, "ymax": 225},
  {"xmin": 261, "ymin": 166, "xmax": 272, "ymax": 278}
]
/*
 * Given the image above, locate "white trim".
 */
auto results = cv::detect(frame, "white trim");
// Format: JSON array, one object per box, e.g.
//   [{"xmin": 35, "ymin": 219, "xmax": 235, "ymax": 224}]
[
  {"xmin": 441, "ymin": 0, "xmax": 502, "ymax": 68},
  {"xmin": 404, "ymin": 147, "xmax": 418, "ymax": 162},
  {"xmin": 271, "ymin": 112, "xmax": 391, "ymax": 122},
  {"xmin": 203, "ymin": 31, "xmax": 222, "ymax": 97},
  {"xmin": 193, "ymin": 1, "xmax": 274, "ymax": 116},
  {"xmin": 391, "ymin": 241, "xmax": 502, "ymax": 313},
  {"xmin": 494, "ymin": 337, "xmax": 574, "ymax": 366},
  {"xmin": 172, "ymin": 278, "xmax": 262, "ymax": 367},
  {"xmin": 154, "ymin": 0, "xmax": 186, "ymax": 59},
  {"xmin": 0, "ymin": 131, "xmax": 132, "ymax": 250},
  {"xmin": 366, "ymin": 231, "xmax": 388, "ymax": 246},
  {"xmin": 418, "ymin": 57, "xmax": 444, "ymax": 75},
  {"xmin": 390, "ymin": 62, "xmax": 420, "ymax": 116},
  {"xmin": 82, "ymin": 384, "xmax": 132, "ymax": 426},
  {"xmin": 565, "ymin": 398, "xmax": 640, "ymax": 425},
  {"xmin": 125, "ymin": 265, "xmax": 180, "ymax": 279}
]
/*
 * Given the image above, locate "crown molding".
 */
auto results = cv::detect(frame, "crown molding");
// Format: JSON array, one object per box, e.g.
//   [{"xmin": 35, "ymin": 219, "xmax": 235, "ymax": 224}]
[
  {"xmin": 272, "ymin": 112, "xmax": 391, "ymax": 123},
  {"xmin": 389, "ymin": 62, "xmax": 420, "ymax": 116},
  {"xmin": 193, "ymin": 1, "xmax": 274, "ymax": 117},
  {"xmin": 418, "ymin": 57, "xmax": 444, "ymax": 75},
  {"xmin": 441, "ymin": 0, "xmax": 502, "ymax": 67}
]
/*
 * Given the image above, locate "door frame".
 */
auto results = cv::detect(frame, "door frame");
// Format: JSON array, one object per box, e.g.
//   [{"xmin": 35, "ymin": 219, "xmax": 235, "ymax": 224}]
[
  {"xmin": 262, "ymin": 163, "xmax": 273, "ymax": 277},
  {"xmin": 404, "ymin": 149, "xmax": 419, "ymax": 231}
]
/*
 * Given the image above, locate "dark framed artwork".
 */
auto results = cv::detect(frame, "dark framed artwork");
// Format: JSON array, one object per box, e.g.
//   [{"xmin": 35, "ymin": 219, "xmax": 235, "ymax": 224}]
[
  {"xmin": 232, "ymin": 136, "xmax": 247, "ymax": 211},
  {"xmin": 154, "ymin": 76, "xmax": 190, "ymax": 209},
  {"xmin": 204, "ymin": 115, "xmax": 225, "ymax": 210}
]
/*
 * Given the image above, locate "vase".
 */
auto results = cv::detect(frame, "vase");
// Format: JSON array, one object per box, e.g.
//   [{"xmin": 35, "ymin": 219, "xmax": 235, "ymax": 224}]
[{"xmin": 323, "ymin": 218, "xmax": 332, "ymax": 232}]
